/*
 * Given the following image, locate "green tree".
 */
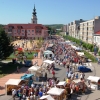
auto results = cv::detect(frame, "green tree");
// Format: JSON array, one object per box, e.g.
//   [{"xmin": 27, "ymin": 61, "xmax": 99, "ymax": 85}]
[{"xmin": 0, "ymin": 28, "xmax": 13, "ymax": 60}]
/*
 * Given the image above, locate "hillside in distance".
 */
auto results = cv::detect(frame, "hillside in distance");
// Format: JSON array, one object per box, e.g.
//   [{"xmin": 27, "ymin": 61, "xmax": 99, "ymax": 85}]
[{"xmin": 44, "ymin": 24, "xmax": 63, "ymax": 29}]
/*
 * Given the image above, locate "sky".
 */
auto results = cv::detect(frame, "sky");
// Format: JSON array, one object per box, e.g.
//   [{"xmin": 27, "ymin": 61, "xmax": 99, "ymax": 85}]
[{"xmin": 0, "ymin": 0, "xmax": 100, "ymax": 25}]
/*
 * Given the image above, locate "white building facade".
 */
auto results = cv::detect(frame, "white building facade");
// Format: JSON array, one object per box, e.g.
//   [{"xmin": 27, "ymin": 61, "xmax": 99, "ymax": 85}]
[
  {"xmin": 79, "ymin": 16, "xmax": 100, "ymax": 44},
  {"xmin": 68, "ymin": 19, "xmax": 85, "ymax": 39}
]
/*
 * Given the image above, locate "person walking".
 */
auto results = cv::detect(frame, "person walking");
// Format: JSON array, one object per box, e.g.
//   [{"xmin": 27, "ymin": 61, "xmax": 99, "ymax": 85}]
[
  {"xmin": 52, "ymin": 70, "xmax": 55, "ymax": 77},
  {"xmin": 45, "ymin": 72, "xmax": 47, "ymax": 81},
  {"xmin": 17, "ymin": 66, "xmax": 20, "ymax": 73}
]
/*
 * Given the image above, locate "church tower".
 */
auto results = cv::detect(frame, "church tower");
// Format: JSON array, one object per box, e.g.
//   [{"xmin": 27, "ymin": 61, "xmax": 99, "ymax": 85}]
[{"xmin": 31, "ymin": 4, "xmax": 37, "ymax": 24}]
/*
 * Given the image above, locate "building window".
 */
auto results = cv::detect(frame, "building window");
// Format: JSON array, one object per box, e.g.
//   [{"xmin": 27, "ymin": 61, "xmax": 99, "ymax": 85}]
[
  {"xmin": 22, "ymin": 30, "xmax": 24, "ymax": 32},
  {"xmin": 28, "ymin": 34, "xmax": 30, "ymax": 35},
  {"xmin": 22, "ymin": 33, "xmax": 24, "ymax": 35},
  {"xmin": 32, "ymin": 34, "xmax": 34, "ymax": 35},
  {"xmin": 32, "ymin": 30, "xmax": 34, "ymax": 32},
  {"xmin": 18, "ymin": 29, "xmax": 20, "ymax": 33}
]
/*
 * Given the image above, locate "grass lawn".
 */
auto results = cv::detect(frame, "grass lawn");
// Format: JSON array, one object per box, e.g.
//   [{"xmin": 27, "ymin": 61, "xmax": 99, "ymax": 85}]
[
  {"xmin": 0, "ymin": 62, "xmax": 23, "ymax": 78},
  {"xmin": 7, "ymin": 51, "xmax": 37, "ymax": 60}
]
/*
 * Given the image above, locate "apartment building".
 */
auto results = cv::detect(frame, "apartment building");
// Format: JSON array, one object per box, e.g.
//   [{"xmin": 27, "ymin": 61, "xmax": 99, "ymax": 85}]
[
  {"xmin": 62, "ymin": 25, "xmax": 67, "ymax": 32},
  {"xmin": 79, "ymin": 16, "xmax": 100, "ymax": 44},
  {"xmin": 68, "ymin": 19, "xmax": 85, "ymax": 39}
]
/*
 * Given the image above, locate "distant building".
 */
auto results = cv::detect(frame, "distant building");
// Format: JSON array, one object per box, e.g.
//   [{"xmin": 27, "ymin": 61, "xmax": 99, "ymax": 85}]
[
  {"xmin": 5, "ymin": 24, "xmax": 48, "ymax": 39},
  {"xmin": 68, "ymin": 19, "xmax": 85, "ymax": 39},
  {"xmin": 4, "ymin": 5, "xmax": 48, "ymax": 39},
  {"xmin": 79, "ymin": 16, "xmax": 100, "ymax": 44},
  {"xmin": 62, "ymin": 25, "xmax": 67, "ymax": 32}
]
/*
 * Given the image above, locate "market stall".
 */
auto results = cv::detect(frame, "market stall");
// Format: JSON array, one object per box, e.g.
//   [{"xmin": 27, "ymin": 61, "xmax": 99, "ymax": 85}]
[
  {"xmin": 48, "ymin": 44, "xmax": 54, "ymax": 48},
  {"xmin": 43, "ymin": 60, "xmax": 55, "ymax": 65},
  {"xmin": 39, "ymin": 95, "xmax": 55, "ymax": 100},
  {"xmin": 87, "ymin": 76, "xmax": 100, "ymax": 90},
  {"xmin": 73, "ymin": 79, "xmax": 81, "ymax": 85},
  {"xmin": 28, "ymin": 66, "xmax": 42, "ymax": 72},
  {"xmin": 28, "ymin": 66, "xmax": 43, "ymax": 82},
  {"xmin": 57, "ymin": 81, "xmax": 67, "ymax": 87},
  {"xmin": 47, "ymin": 87, "xmax": 65, "ymax": 100},
  {"xmin": 43, "ymin": 60, "xmax": 55, "ymax": 68},
  {"xmin": 5, "ymin": 79, "xmax": 23, "ymax": 95},
  {"xmin": 20, "ymin": 74, "xmax": 34, "ymax": 80},
  {"xmin": 77, "ymin": 52, "xmax": 84, "ymax": 56},
  {"xmin": 44, "ymin": 50, "xmax": 54, "ymax": 58}
]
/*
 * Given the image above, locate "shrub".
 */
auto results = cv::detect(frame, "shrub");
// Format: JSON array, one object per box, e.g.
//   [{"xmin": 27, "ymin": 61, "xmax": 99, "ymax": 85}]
[
  {"xmin": 98, "ymin": 51, "xmax": 100, "ymax": 56},
  {"xmin": 84, "ymin": 51, "xmax": 97, "ymax": 62}
]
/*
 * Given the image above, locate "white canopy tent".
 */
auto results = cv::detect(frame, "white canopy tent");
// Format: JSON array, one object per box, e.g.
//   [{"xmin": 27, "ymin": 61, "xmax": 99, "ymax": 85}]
[
  {"xmin": 87, "ymin": 76, "xmax": 100, "ymax": 90},
  {"xmin": 73, "ymin": 79, "xmax": 81, "ymax": 84},
  {"xmin": 44, "ymin": 50, "xmax": 54, "ymax": 58},
  {"xmin": 40, "ymin": 95, "xmax": 55, "ymax": 100},
  {"xmin": 87, "ymin": 76, "xmax": 100, "ymax": 82},
  {"xmin": 48, "ymin": 44, "xmax": 54, "ymax": 47},
  {"xmin": 65, "ymin": 40, "xmax": 71, "ymax": 43},
  {"xmin": 28, "ymin": 66, "xmax": 43, "ymax": 76},
  {"xmin": 43, "ymin": 60, "xmax": 55, "ymax": 68},
  {"xmin": 43, "ymin": 60, "xmax": 55, "ymax": 65},
  {"xmin": 77, "ymin": 52, "xmax": 84, "ymax": 56},
  {"xmin": 5, "ymin": 79, "xmax": 22, "ymax": 95},
  {"xmin": 47, "ymin": 87, "xmax": 65, "ymax": 96},
  {"xmin": 28, "ymin": 66, "xmax": 42, "ymax": 72},
  {"xmin": 57, "ymin": 81, "xmax": 66, "ymax": 86},
  {"xmin": 71, "ymin": 45, "xmax": 77, "ymax": 49}
]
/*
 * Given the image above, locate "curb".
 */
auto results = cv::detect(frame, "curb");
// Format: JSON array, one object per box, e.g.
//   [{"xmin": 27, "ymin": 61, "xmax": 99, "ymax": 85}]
[{"xmin": 0, "ymin": 94, "xmax": 5, "ymax": 96}]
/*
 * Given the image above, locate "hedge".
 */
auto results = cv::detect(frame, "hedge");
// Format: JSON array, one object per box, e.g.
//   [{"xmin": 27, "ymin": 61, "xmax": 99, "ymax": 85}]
[
  {"xmin": 84, "ymin": 51, "xmax": 97, "ymax": 62},
  {"xmin": 63, "ymin": 35, "xmax": 95, "ymax": 52}
]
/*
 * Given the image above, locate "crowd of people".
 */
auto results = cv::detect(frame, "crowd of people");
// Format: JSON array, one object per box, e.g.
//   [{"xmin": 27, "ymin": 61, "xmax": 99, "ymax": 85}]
[{"xmin": 11, "ymin": 36, "xmax": 89, "ymax": 100}]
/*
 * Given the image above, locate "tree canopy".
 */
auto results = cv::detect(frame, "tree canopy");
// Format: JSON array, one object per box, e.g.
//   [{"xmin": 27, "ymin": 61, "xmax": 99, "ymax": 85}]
[
  {"xmin": 0, "ymin": 27, "xmax": 13, "ymax": 60},
  {"xmin": 46, "ymin": 26, "xmax": 56, "ymax": 35}
]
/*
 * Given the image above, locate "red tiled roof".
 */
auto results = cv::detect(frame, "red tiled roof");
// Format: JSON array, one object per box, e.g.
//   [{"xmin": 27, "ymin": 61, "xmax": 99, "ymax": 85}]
[
  {"xmin": 96, "ymin": 30, "xmax": 100, "ymax": 34},
  {"xmin": 4, "ymin": 23, "xmax": 47, "ymax": 29}
]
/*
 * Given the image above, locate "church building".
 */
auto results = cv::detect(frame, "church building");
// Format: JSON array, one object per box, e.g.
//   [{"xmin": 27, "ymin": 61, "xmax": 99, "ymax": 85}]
[{"xmin": 4, "ymin": 5, "xmax": 48, "ymax": 39}]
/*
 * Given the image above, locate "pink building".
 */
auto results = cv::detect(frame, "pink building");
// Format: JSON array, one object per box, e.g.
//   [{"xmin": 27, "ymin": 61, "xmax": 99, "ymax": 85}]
[
  {"xmin": 4, "ymin": 5, "xmax": 48, "ymax": 39},
  {"xmin": 4, "ymin": 24, "xmax": 48, "ymax": 39}
]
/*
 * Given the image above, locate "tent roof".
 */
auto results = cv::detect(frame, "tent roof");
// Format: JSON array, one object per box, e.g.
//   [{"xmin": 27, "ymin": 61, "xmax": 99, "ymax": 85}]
[
  {"xmin": 40, "ymin": 95, "xmax": 54, "ymax": 100},
  {"xmin": 48, "ymin": 44, "xmax": 54, "ymax": 47},
  {"xmin": 73, "ymin": 79, "xmax": 81, "ymax": 83},
  {"xmin": 87, "ymin": 76, "xmax": 100, "ymax": 82},
  {"xmin": 65, "ymin": 40, "xmax": 71, "ymax": 43},
  {"xmin": 47, "ymin": 87, "xmax": 65, "ymax": 95},
  {"xmin": 77, "ymin": 52, "xmax": 84, "ymax": 56},
  {"xmin": 5, "ymin": 79, "xmax": 21, "ymax": 85},
  {"xmin": 43, "ymin": 60, "xmax": 55, "ymax": 64},
  {"xmin": 57, "ymin": 81, "xmax": 66, "ymax": 86},
  {"xmin": 44, "ymin": 50, "xmax": 53, "ymax": 55},
  {"xmin": 28, "ymin": 66, "xmax": 41, "ymax": 71}
]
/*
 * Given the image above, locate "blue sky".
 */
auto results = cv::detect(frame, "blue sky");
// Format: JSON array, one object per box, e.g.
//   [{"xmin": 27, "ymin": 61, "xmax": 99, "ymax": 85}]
[{"xmin": 0, "ymin": 0, "xmax": 100, "ymax": 25}]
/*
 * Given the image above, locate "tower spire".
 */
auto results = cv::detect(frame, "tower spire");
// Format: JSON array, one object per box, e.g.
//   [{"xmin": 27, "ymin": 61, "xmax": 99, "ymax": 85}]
[
  {"xmin": 31, "ymin": 4, "xmax": 38, "ymax": 24},
  {"xmin": 33, "ymin": 4, "xmax": 37, "ymax": 16}
]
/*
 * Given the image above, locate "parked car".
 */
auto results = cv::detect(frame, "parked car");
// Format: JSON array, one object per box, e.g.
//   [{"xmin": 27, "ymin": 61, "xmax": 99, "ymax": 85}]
[
  {"xmin": 78, "ymin": 66, "xmax": 91, "ymax": 72},
  {"xmin": 24, "ymin": 60, "xmax": 32, "ymax": 67}
]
